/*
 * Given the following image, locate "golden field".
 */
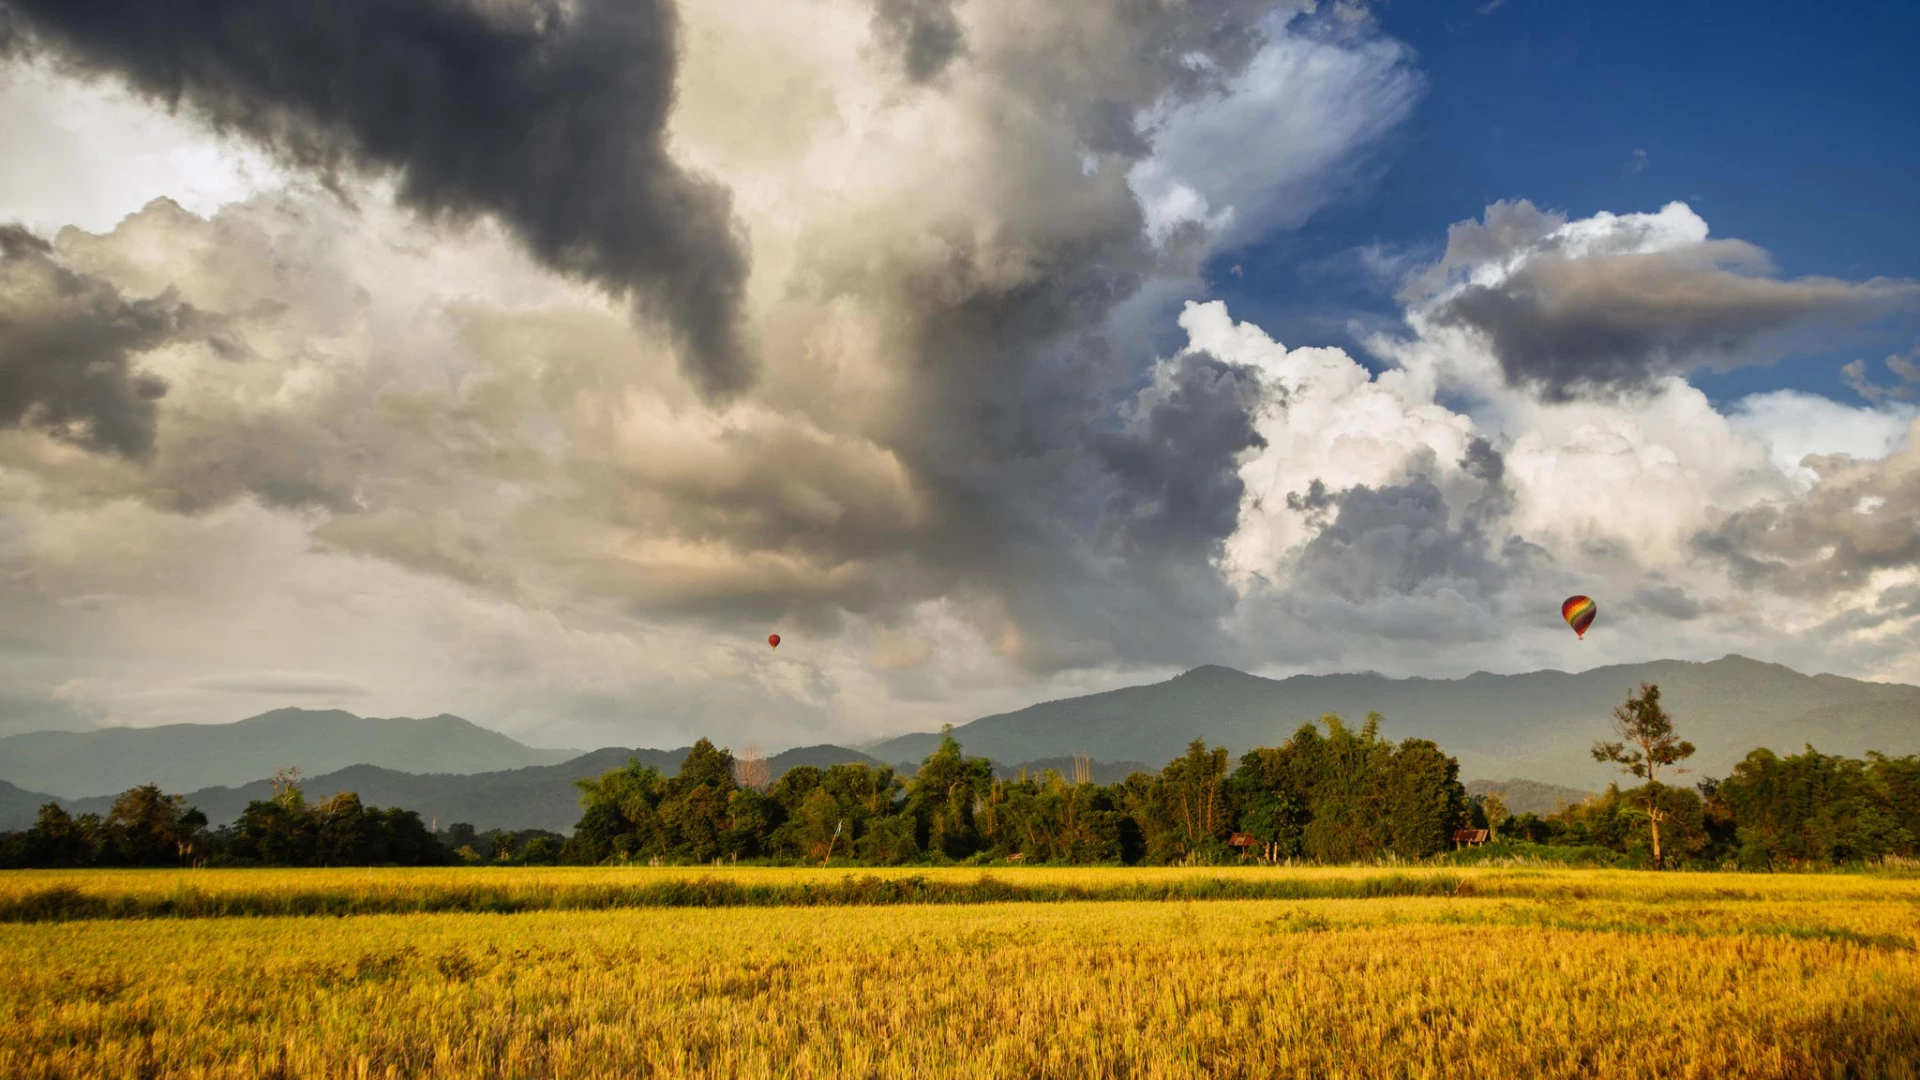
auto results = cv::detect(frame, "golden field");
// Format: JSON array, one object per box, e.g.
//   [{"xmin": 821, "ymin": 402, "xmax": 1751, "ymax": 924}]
[{"xmin": 2, "ymin": 868, "xmax": 1917, "ymax": 1079}]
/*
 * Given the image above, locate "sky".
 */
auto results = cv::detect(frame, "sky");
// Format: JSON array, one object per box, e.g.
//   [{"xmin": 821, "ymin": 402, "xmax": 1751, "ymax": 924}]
[{"xmin": 0, "ymin": 0, "xmax": 1917, "ymax": 752}]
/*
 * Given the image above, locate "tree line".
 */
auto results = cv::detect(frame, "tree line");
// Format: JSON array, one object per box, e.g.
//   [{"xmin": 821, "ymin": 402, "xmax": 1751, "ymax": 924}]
[
  {"xmin": 0, "ymin": 769, "xmax": 446, "ymax": 869},
  {"xmin": 564, "ymin": 713, "xmax": 1472, "ymax": 866},
  {"xmin": 4, "ymin": 683, "xmax": 1916, "ymax": 870}
]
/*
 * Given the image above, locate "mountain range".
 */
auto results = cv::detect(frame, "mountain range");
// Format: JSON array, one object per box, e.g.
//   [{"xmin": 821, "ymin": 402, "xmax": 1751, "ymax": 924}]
[
  {"xmin": 0, "ymin": 708, "xmax": 578, "ymax": 799},
  {"xmin": 865, "ymin": 655, "xmax": 1920, "ymax": 789},
  {"xmin": 2, "ymin": 655, "xmax": 1914, "ymax": 832}
]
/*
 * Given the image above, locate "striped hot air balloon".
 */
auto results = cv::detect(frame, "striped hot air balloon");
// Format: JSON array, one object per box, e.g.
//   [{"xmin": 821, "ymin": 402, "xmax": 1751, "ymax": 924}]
[{"xmin": 1561, "ymin": 596, "xmax": 1596, "ymax": 639}]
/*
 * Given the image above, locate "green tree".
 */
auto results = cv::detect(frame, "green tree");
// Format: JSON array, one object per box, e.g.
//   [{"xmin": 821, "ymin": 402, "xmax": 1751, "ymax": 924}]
[
  {"xmin": 1866, "ymin": 752, "xmax": 1920, "ymax": 850},
  {"xmin": 1230, "ymin": 746, "xmax": 1305, "ymax": 863},
  {"xmin": 1713, "ymin": 746, "xmax": 1914, "ymax": 868},
  {"xmin": 103, "ymin": 784, "xmax": 197, "ymax": 866},
  {"xmin": 312, "ymin": 791, "xmax": 374, "ymax": 866},
  {"xmin": 1480, "ymin": 793, "xmax": 1510, "ymax": 841},
  {"xmin": 905, "ymin": 726, "xmax": 993, "ymax": 860},
  {"xmin": 1376, "ymin": 737, "xmax": 1467, "ymax": 859},
  {"xmin": 1554, "ymin": 782, "xmax": 1708, "ymax": 866},
  {"xmin": 856, "ymin": 812, "xmax": 920, "ymax": 864},
  {"xmin": 659, "ymin": 739, "xmax": 740, "ymax": 861},
  {"xmin": 1158, "ymin": 739, "xmax": 1232, "ymax": 862},
  {"xmin": 26, "ymin": 803, "xmax": 92, "ymax": 867},
  {"xmin": 1591, "ymin": 683, "xmax": 1695, "ymax": 869},
  {"xmin": 569, "ymin": 759, "xmax": 669, "ymax": 863}
]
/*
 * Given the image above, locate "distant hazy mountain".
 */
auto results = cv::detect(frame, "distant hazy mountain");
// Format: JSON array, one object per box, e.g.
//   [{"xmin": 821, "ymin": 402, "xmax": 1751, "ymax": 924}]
[
  {"xmin": 0, "ymin": 708, "xmax": 579, "ymax": 799},
  {"xmin": 1465, "ymin": 778, "xmax": 1596, "ymax": 817},
  {"xmin": 0, "ymin": 779, "xmax": 53, "ymax": 828},
  {"xmin": 10, "ymin": 743, "xmax": 887, "ymax": 833},
  {"xmin": 865, "ymin": 656, "xmax": 1920, "ymax": 789}
]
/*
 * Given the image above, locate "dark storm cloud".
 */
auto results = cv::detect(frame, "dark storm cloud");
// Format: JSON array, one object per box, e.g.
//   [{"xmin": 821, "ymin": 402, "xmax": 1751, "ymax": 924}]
[
  {"xmin": 0, "ymin": 224, "xmax": 188, "ymax": 458},
  {"xmin": 1286, "ymin": 478, "xmax": 1336, "ymax": 527},
  {"xmin": 1077, "ymin": 98, "xmax": 1152, "ymax": 158},
  {"xmin": 781, "ymin": 4, "xmax": 1290, "ymax": 670},
  {"xmin": 0, "ymin": 0, "xmax": 754, "ymax": 396},
  {"xmin": 1293, "ymin": 476, "xmax": 1507, "ymax": 603},
  {"xmin": 1416, "ymin": 201, "xmax": 1920, "ymax": 401},
  {"xmin": 0, "ymin": 2, "xmax": 1378, "ymax": 681},
  {"xmin": 1458, "ymin": 435, "xmax": 1512, "ymax": 517},
  {"xmin": 1459, "ymin": 435, "xmax": 1503, "ymax": 486},
  {"xmin": 1093, "ymin": 352, "xmax": 1267, "ymax": 560},
  {"xmin": 870, "ymin": 0, "xmax": 967, "ymax": 83}
]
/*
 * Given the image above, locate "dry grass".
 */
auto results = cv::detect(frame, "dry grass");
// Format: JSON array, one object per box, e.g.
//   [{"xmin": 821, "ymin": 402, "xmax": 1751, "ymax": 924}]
[
  {"xmin": 3, "ymin": 864, "xmax": 1916, "ymax": 920},
  {"xmin": 2, "ymin": 868, "xmax": 1917, "ymax": 1078}
]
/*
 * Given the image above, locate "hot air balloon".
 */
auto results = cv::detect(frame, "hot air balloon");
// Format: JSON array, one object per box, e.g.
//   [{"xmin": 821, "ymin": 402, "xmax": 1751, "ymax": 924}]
[
  {"xmin": 767, "ymin": 633, "xmax": 781, "ymax": 649},
  {"xmin": 1561, "ymin": 596, "xmax": 1596, "ymax": 640}
]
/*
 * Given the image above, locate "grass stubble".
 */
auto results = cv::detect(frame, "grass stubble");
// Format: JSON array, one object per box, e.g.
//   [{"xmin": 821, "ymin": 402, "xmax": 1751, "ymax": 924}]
[{"xmin": 1, "ymin": 867, "xmax": 1915, "ymax": 1079}]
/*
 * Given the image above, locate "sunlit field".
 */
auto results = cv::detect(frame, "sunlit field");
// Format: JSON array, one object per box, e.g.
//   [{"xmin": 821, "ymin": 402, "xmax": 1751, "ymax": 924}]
[{"xmin": 4, "ymin": 868, "xmax": 1918, "ymax": 1079}]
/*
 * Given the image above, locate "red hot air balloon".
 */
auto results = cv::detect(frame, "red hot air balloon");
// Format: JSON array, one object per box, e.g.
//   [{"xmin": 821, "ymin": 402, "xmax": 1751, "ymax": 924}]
[
  {"xmin": 767, "ymin": 633, "xmax": 781, "ymax": 649},
  {"xmin": 1561, "ymin": 596, "xmax": 1596, "ymax": 640}
]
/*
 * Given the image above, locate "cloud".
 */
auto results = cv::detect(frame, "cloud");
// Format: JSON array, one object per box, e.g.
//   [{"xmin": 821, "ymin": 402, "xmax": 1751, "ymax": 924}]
[
  {"xmin": 1624, "ymin": 148, "xmax": 1648, "ymax": 176},
  {"xmin": 188, "ymin": 671, "xmax": 373, "ymax": 697},
  {"xmin": 14, "ymin": 4, "xmax": 1920, "ymax": 745},
  {"xmin": 1, "ymin": 0, "xmax": 755, "ymax": 397},
  {"xmin": 1843, "ymin": 346, "xmax": 1920, "ymax": 402},
  {"xmin": 1411, "ymin": 200, "xmax": 1920, "ymax": 400},
  {"xmin": 869, "ymin": 0, "xmax": 967, "ymax": 83},
  {"xmin": 1129, "ymin": 12, "xmax": 1421, "ymax": 251},
  {"xmin": 1094, "ymin": 352, "xmax": 1268, "ymax": 563},
  {"xmin": 1625, "ymin": 584, "xmax": 1705, "ymax": 621},
  {"xmin": 0, "ymin": 222, "xmax": 190, "ymax": 457},
  {"xmin": 0, "ymin": 687, "xmax": 101, "ymax": 736},
  {"xmin": 1725, "ymin": 389, "xmax": 1916, "ymax": 487},
  {"xmin": 0, "ymin": 0, "xmax": 1438, "ymax": 747},
  {"xmin": 1292, "ymin": 474, "xmax": 1508, "ymax": 604},
  {"xmin": 1699, "ymin": 417, "xmax": 1920, "ymax": 599}
]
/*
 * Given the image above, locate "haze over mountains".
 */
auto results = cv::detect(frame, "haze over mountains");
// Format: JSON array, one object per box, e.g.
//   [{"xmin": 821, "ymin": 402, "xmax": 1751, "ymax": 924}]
[
  {"xmin": 0, "ymin": 709, "xmax": 578, "ymax": 799},
  {"xmin": 2, "ymin": 656, "xmax": 1914, "ymax": 832}
]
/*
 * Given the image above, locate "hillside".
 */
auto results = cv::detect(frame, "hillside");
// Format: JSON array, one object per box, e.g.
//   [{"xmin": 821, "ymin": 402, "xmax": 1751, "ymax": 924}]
[
  {"xmin": 22, "ymin": 743, "xmax": 888, "ymax": 833},
  {"xmin": 1464, "ymin": 778, "xmax": 1596, "ymax": 817},
  {"xmin": 0, "ymin": 779, "xmax": 55, "ymax": 829},
  {"xmin": 0, "ymin": 708, "xmax": 579, "ymax": 799},
  {"xmin": 865, "ymin": 656, "xmax": 1920, "ymax": 789}
]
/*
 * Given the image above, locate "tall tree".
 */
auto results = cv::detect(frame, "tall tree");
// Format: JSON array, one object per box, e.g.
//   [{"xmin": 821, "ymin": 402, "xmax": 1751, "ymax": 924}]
[
  {"xmin": 661, "ymin": 739, "xmax": 739, "ymax": 862},
  {"xmin": 569, "ymin": 759, "xmax": 669, "ymax": 863},
  {"xmin": 1592, "ymin": 683, "xmax": 1696, "ymax": 869},
  {"xmin": 104, "ymin": 784, "xmax": 198, "ymax": 866},
  {"xmin": 905, "ymin": 726, "xmax": 993, "ymax": 860},
  {"xmin": 1230, "ymin": 746, "xmax": 1305, "ymax": 864},
  {"xmin": 1158, "ymin": 739, "xmax": 1232, "ymax": 861},
  {"xmin": 27, "ymin": 803, "xmax": 92, "ymax": 867},
  {"xmin": 1480, "ymin": 793, "xmax": 1510, "ymax": 841}
]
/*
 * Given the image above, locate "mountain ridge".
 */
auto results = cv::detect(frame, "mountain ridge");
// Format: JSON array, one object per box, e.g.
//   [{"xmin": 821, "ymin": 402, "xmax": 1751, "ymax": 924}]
[
  {"xmin": 865, "ymin": 655, "xmax": 1920, "ymax": 789},
  {"xmin": 0, "ymin": 708, "xmax": 580, "ymax": 799},
  {"xmin": 4, "ymin": 655, "xmax": 1916, "ymax": 825}
]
